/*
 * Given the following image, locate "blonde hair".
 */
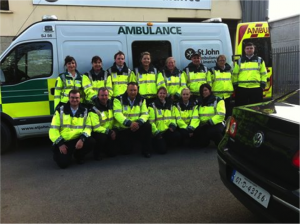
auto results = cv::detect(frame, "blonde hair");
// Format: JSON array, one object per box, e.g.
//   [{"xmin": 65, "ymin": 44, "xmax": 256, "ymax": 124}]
[
  {"xmin": 181, "ymin": 87, "xmax": 190, "ymax": 95},
  {"xmin": 140, "ymin": 51, "xmax": 151, "ymax": 61},
  {"xmin": 165, "ymin": 57, "xmax": 176, "ymax": 66}
]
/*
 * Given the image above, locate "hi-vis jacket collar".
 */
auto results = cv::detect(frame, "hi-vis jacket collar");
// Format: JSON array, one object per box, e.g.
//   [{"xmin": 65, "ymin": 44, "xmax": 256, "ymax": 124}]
[
  {"xmin": 137, "ymin": 65, "xmax": 156, "ymax": 74},
  {"xmin": 185, "ymin": 62, "xmax": 206, "ymax": 73},
  {"xmin": 56, "ymin": 102, "xmax": 87, "ymax": 117},
  {"xmin": 212, "ymin": 63, "xmax": 231, "ymax": 72},
  {"xmin": 117, "ymin": 92, "xmax": 144, "ymax": 107},
  {"xmin": 110, "ymin": 62, "xmax": 130, "ymax": 74},
  {"xmin": 162, "ymin": 67, "xmax": 181, "ymax": 77},
  {"xmin": 152, "ymin": 98, "xmax": 173, "ymax": 110}
]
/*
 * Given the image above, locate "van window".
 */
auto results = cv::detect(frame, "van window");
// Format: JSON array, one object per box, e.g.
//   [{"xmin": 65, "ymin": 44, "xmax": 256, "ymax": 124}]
[
  {"xmin": 0, "ymin": 42, "xmax": 52, "ymax": 85},
  {"xmin": 132, "ymin": 41, "xmax": 172, "ymax": 71}
]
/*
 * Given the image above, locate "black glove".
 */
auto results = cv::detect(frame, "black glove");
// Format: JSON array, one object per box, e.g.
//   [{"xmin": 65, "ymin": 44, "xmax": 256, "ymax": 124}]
[{"xmin": 260, "ymin": 83, "xmax": 266, "ymax": 90}]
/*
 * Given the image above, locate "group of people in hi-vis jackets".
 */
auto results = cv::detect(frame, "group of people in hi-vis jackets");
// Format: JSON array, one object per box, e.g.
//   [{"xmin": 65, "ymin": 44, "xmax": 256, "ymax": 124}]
[{"xmin": 50, "ymin": 42, "xmax": 267, "ymax": 169}]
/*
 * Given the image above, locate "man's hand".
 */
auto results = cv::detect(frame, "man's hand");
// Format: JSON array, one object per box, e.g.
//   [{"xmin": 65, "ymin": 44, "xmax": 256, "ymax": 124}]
[
  {"xmin": 59, "ymin": 144, "xmax": 68, "ymax": 154},
  {"xmin": 111, "ymin": 130, "xmax": 116, "ymax": 140},
  {"xmin": 75, "ymin": 139, "xmax": 84, "ymax": 150},
  {"xmin": 130, "ymin": 122, "xmax": 139, "ymax": 132},
  {"xmin": 169, "ymin": 127, "xmax": 174, "ymax": 132}
]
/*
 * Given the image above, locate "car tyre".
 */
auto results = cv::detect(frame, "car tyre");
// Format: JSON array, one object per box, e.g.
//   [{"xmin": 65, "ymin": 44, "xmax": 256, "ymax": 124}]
[{"xmin": 1, "ymin": 122, "xmax": 12, "ymax": 154}]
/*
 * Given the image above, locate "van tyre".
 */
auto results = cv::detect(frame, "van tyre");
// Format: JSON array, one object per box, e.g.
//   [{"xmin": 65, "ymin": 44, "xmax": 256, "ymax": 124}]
[{"xmin": 1, "ymin": 122, "xmax": 12, "ymax": 154}]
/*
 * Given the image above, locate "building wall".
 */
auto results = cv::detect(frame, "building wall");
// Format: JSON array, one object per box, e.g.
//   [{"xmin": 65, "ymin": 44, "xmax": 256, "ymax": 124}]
[
  {"xmin": 0, "ymin": 0, "xmax": 241, "ymax": 52},
  {"xmin": 0, "ymin": 0, "xmax": 242, "ymax": 54}
]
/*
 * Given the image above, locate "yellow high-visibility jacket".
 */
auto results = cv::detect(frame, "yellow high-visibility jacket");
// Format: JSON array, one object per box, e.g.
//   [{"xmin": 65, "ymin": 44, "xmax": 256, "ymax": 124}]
[
  {"xmin": 54, "ymin": 71, "xmax": 84, "ymax": 109},
  {"xmin": 135, "ymin": 65, "xmax": 166, "ymax": 99},
  {"xmin": 209, "ymin": 63, "xmax": 234, "ymax": 99},
  {"xmin": 89, "ymin": 99, "xmax": 114, "ymax": 134},
  {"xmin": 182, "ymin": 63, "xmax": 211, "ymax": 96},
  {"xmin": 107, "ymin": 63, "xmax": 136, "ymax": 97},
  {"xmin": 162, "ymin": 67, "xmax": 187, "ymax": 98},
  {"xmin": 232, "ymin": 55, "xmax": 267, "ymax": 88},
  {"xmin": 49, "ymin": 103, "xmax": 91, "ymax": 146},
  {"xmin": 148, "ymin": 99, "xmax": 177, "ymax": 135},
  {"xmin": 190, "ymin": 94, "xmax": 225, "ymax": 127},
  {"xmin": 173, "ymin": 100, "xmax": 198, "ymax": 131},
  {"xmin": 113, "ymin": 92, "xmax": 149, "ymax": 129},
  {"xmin": 82, "ymin": 69, "xmax": 113, "ymax": 103}
]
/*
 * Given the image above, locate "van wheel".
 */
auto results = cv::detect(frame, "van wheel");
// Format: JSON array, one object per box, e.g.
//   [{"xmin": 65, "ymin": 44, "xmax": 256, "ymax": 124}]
[{"xmin": 1, "ymin": 123, "xmax": 12, "ymax": 154}]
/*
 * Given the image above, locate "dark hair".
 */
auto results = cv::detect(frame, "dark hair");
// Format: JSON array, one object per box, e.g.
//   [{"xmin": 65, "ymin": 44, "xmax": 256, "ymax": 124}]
[
  {"xmin": 114, "ymin": 51, "xmax": 125, "ymax": 60},
  {"xmin": 127, "ymin": 82, "xmax": 138, "ymax": 87},
  {"xmin": 98, "ymin": 87, "xmax": 109, "ymax": 94},
  {"xmin": 69, "ymin": 89, "xmax": 81, "ymax": 97},
  {"xmin": 91, "ymin": 56, "xmax": 102, "ymax": 63},
  {"xmin": 64, "ymin": 55, "xmax": 76, "ymax": 66},
  {"xmin": 157, "ymin": 86, "xmax": 167, "ymax": 94},
  {"xmin": 199, "ymin": 83, "xmax": 212, "ymax": 96},
  {"xmin": 244, "ymin": 42, "xmax": 255, "ymax": 49}
]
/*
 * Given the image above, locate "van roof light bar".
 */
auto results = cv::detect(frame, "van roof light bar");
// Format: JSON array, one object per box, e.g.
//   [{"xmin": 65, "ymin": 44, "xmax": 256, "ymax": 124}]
[
  {"xmin": 201, "ymin": 18, "xmax": 222, "ymax": 23},
  {"xmin": 42, "ymin": 15, "xmax": 58, "ymax": 21}
]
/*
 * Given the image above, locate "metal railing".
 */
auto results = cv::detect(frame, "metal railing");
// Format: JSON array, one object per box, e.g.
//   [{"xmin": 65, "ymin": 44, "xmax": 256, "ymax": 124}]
[{"xmin": 272, "ymin": 45, "xmax": 300, "ymax": 98}]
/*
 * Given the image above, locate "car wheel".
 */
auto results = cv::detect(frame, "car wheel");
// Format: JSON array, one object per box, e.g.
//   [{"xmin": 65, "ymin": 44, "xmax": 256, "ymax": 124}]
[{"xmin": 1, "ymin": 122, "xmax": 12, "ymax": 154}]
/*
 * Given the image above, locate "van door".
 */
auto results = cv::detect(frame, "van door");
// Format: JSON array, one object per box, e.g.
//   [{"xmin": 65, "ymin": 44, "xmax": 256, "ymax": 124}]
[
  {"xmin": 56, "ymin": 24, "xmax": 128, "ymax": 72},
  {"xmin": 0, "ymin": 40, "xmax": 56, "ymax": 138}
]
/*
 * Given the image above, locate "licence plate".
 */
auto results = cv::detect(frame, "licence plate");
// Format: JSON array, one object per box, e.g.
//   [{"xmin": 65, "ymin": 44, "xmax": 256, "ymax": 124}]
[{"xmin": 231, "ymin": 170, "xmax": 270, "ymax": 208}]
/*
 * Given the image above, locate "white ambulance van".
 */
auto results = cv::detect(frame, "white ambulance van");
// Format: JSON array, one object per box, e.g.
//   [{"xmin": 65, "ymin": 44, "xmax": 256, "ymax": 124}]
[{"xmin": 0, "ymin": 16, "xmax": 232, "ymax": 153}]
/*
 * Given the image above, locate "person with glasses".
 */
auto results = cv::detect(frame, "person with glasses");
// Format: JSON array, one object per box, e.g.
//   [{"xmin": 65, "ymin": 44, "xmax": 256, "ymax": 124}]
[{"xmin": 49, "ymin": 90, "xmax": 95, "ymax": 169}]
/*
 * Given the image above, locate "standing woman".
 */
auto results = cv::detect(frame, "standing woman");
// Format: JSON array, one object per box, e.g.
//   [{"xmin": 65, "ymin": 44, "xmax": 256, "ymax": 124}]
[
  {"xmin": 173, "ymin": 88, "xmax": 198, "ymax": 147},
  {"xmin": 148, "ymin": 87, "xmax": 180, "ymax": 154},
  {"xmin": 54, "ymin": 56, "xmax": 84, "ymax": 109},
  {"xmin": 134, "ymin": 52, "xmax": 166, "ymax": 105},
  {"xmin": 162, "ymin": 57, "xmax": 187, "ymax": 102},
  {"xmin": 209, "ymin": 55, "xmax": 233, "ymax": 118},
  {"xmin": 82, "ymin": 56, "xmax": 113, "ymax": 105},
  {"xmin": 190, "ymin": 83, "xmax": 226, "ymax": 147}
]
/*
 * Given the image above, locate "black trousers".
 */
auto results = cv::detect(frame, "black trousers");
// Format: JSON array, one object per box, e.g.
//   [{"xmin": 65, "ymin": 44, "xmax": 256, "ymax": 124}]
[
  {"xmin": 117, "ymin": 122, "xmax": 152, "ymax": 155},
  {"xmin": 152, "ymin": 129, "xmax": 181, "ymax": 154},
  {"xmin": 52, "ymin": 137, "xmax": 95, "ymax": 169},
  {"xmin": 192, "ymin": 123, "xmax": 225, "ymax": 148},
  {"xmin": 235, "ymin": 87, "xmax": 263, "ymax": 107},
  {"xmin": 92, "ymin": 132, "xmax": 118, "ymax": 157},
  {"xmin": 224, "ymin": 97, "xmax": 233, "ymax": 119}
]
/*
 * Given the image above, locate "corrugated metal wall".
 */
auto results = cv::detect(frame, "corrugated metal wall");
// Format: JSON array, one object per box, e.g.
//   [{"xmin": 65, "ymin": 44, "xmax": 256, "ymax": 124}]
[{"xmin": 240, "ymin": 0, "xmax": 269, "ymax": 22}]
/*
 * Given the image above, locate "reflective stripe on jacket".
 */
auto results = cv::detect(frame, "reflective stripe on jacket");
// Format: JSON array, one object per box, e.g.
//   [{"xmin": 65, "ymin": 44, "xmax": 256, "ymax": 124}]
[
  {"xmin": 232, "ymin": 56, "xmax": 267, "ymax": 88},
  {"xmin": 190, "ymin": 95, "xmax": 225, "ymax": 127},
  {"xmin": 54, "ymin": 71, "xmax": 84, "ymax": 109},
  {"xmin": 162, "ymin": 68, "xmax": 187, "ymax": 97},
  {"xmin": 113, "ymin": 93, "xmax": 149, "ymax": 129},
  {"xmin": 182, "ymin": 63, "xmax": 211, "ymax": 96},
  {"xmin": 135, "ymin": 66, "xmax": 166, "ymax": 99},
  {"xmin": 82, "ymin": 69, "xmax": 113, "ymax": 102},
  {"xmin": 173, "ymin": 101, "xmax": 198, "ymax": 130},
  {"xmin": 209, "ymin": 63, "xmax": 234, "ymax": 99},
  {"xmin": 148, "ymin": 99, "xmax": 176, "ymax": 135},
  {"xmin": 49, "ymin": 103, "xmax": 91, "ymax": 146},
  {"xmin": 108, "ymin": 63, "xmax": 136, "ymax": 97},
  {"xmin": 89, "ymin": 99, "xmax": 114, "ymax": 134}
]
